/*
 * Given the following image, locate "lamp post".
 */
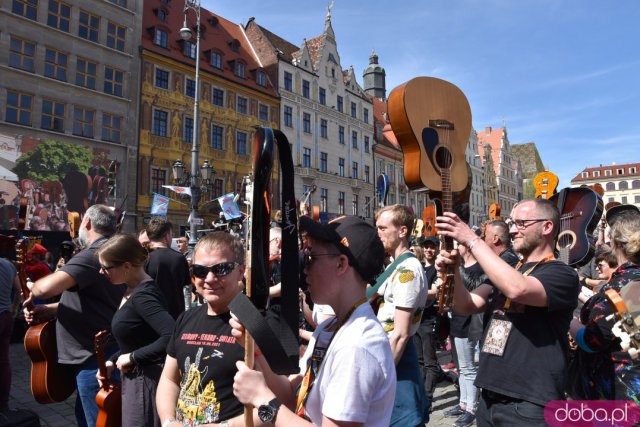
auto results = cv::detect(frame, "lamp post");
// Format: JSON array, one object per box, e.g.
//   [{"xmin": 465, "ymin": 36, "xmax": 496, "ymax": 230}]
[{"xmin": 180, "ymin": 0, "xmax": 201, "ymax": 249}]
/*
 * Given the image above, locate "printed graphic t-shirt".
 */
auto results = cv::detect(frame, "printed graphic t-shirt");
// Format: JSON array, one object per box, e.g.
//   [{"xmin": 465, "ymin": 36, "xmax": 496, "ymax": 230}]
[{"xmin": 167, "ymin": 305, "xmax": 244, "ymax": 425}]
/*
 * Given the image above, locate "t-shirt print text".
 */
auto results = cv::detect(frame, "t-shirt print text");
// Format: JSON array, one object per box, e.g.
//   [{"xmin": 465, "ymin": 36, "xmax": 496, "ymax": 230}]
[{"xmin": 180, "ymin": 333, "xmax": 237, "ymax": 347}]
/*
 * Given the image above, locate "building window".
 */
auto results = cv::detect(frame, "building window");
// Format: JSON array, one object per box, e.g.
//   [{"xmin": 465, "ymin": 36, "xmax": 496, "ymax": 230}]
[
  {"xmin": 157, "ymin": 9, "xmax": 166, "ymax": 21},
  {"xmin": 102, "ymin": 113, "xmax": 122, "ymax": 143},
  {"xmin": 183, "ymin": 40, "xmax": 196, "ymax": 59},
  {"xmin": 365, "ymin": 196, "xmax": 371, "ymax": 217},
  {"xmin": 185, "ymin": 78, "xmax": 196, "ymax": 98},
  {"xmin": 352, "ymin": 161, "xmax": 358, "ymax": 179},
  {"xmin": 47, "ymin": 0, "xmax": 70, "ymax": 32},
  {"xmin": 9, "ymin": 37, "xmax": 35, "ymax": 72},
  {"xmin": 387, "ymin": 164, "xmax": 394, "ymax": 180},
  {"xmin": 257, "ymin": 71, "xmax": 267, "ymax": 87},
  {"xmin": 41, "ymin": 98, "xmax": 65, "ymax": 132},
  {"xmin": 605, "ymin": 170, "xmax": 612, "ymax": 176},
  {"xmin": 320, "ymin": 188, "xmax": 328, "ymax": 212},
  {"xmin": 352, "ymin": 131, "xmax": 358, "ymax": 149},
  {"xmin": 155, "ymin": 68, "xmax": 169, "ymax": 89},
  {"xmin": 210, "ymin": 51, "xmax": 222, "ymax": 69},
  {"xmin": 608, "ymin": 197, "xmax": 615, "ymax": 203},
  {"xmin": 593, "ymin": 171, "xmax": 600, "ymax": 177},
  {"xmin": 154, "ymin": 28, "xmax": 167, "ymax": 47},
  {"xmin": 581, "ymin": 172, "xmax": 588, "ymax": 178},
  {"xmin": 73, "ymin": 106, "xmax": 94, "ymax": 137},
  {"xmin": 352, "ymin": 194, "xmax": 358, "ymax": 216},
  {"xmin": 212, "ymin": 88, "xmax": 224, "ymax": 106},
  {"xmin": 606, "ymin": 182, "xmax": 615, "ymax": 191},
  {"xmin": 339, "ymin": 126, "xmax": 345, "ymax": 144},
  {"xmin": 364, "ymin": 136, "xmax": 370, "ymax": 153},
  {"xmin": 364, "ymin": 108, "xmax": 369, "ymax": 124},
  {"xmin": 236, "ymin": 131, "xmax": 247, "ymax": 155},
  {"xmin": 151, "ymin": 168, "xmax": 166, "ymax": 195},
  {"xmin": 617, "ymin": 168, "xmax": 624, "ymax": 175},
  {"xmin": 284, "ymin": 71, "xmax": 292, "ymax": 91},
  {"xmin": 339, "ymin": 158, "xmax": 345, "ymax": 177},
  {"xmin": 12, "ymin": 0, "xmax": 38, "ymax": 20},
  {"xmin": 302, "ymin": 80, "xmax": 310, "ymax": 99},
  {"xmin": 337, "ymin": 96, "xmax": 343, "ymax": 112},
  {"xmin": 633, "ymin": 180, "xmax": 640, "ymax": 189},
  {"xmin": 258, "ymin": 104, "xmax": 269, "ymax": 122},
  {"xmin": 365, "ymin": 165, "xmax": 370, "ymax": 183},
  {"xmin": 338, "ymin": 191, "xmax": 345, "ymax": 215},
  {"xmin": 234, "ymin": 62, "xmax": 245, "ymax": 78},
  {"xmin": 351, "ymin": 102, "xmax": 357, "ymax": 118},
  {"xmin": 78, "ymin": 10, "xmax": 99, "ymax": 42},
  {"xmin": 152, "ymin": 109, "xmax": 168, "ymax": 136},
  {"xmin": 44, "ymin": 48, "xmax": 68, "ymax": 81},
  {"xmin": 319, "ymin": 87, "xmax": 326, "ymax": 105},
  {"xmin": 108, "ymin": 0, "xmax": 127, "ymax": 6},
  {"xmin": 213, "ymin": 178, "xmax": 224, "ymax": 198},
  {"xmin": 6, "ymin": 91, "xmax": 33, "ymax": 126},
  {"xmin": 320, "ymin": 152, "xmax": 328, "ymax": 173},
  {"xmin": 104, "ymin": 66, "xmax": 123, "ymax": 96},
  {"xmin": 76, "ymin": 58, "xmax": 97, "ymax": 89},
  {"xmin": 211, "ymin": 124, "xmax": 223, "ymax": 149},
  {"xmin": 622, "ymin": 196, "xmax": 628, "ymax": 204},
  {"xmin": 284, "ymin": 106, "xmax": 293, "ymax": 127},
  {"xmin": 107, "ymin": 21, "xmax": 126, "ymax": 51},
  {"xmin": 635, "ymin": 195, "xmax": 640, "ymax": 203},
  {"xmin": 237, "ymin": 96, "xmax": 248, "ymax": 114},
  {"xmin": 303, "ymin": 112, "xmax": 311, "ymax": 133},
  {"xmin": 619, "ymin": 181, "xmax": 629, "ymax": 190},
  {"xmin": 320, "ymin": 119, "xmax": 328, "ymax": 138},
  {"xmin": 183, "ymin": 117, "xmax": 193, "ymax": 143},
  {"xmin": 303, "ymin": 148, "xmax": 311, "ymax": 168}
]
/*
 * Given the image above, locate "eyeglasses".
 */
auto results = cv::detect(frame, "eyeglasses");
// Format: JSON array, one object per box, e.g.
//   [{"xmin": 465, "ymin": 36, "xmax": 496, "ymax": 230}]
[
  {"xmin": 595, "ymin": 262, "xmax": 608, "ymax": 270},
  {"xmin": 302, "ymin": 247, "xmax": 341, "ymax": 268},
  {"xmin": 191, "ymin": 262, "xmax": 239, "ymax": 279},
  {"xmin": 505, "ymin": 218, "xmax": 549, "ymax": 230},
  {"xmin": 100, "ymin": 264, "xmax": 120, "ymax": 273}
]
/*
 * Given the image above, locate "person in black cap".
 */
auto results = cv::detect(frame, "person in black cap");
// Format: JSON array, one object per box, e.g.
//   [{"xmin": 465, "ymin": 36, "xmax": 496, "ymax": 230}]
[{"xmin": 231, "ymin": 215, "xmax": 397, "ymax": 427}]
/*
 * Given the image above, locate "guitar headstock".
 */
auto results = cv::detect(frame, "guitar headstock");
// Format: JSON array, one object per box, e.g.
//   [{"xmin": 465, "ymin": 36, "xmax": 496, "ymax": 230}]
[
  {"xmin": 94, "ymin": 330, "xmax": 110, "ymax": 355},
  {"xmin": 605, "ymin": 282, "xmax": 640, "ymax": 359},
  {"xmin": 68, "ymin": 212, "xmax": 81, "ymax": 239}
]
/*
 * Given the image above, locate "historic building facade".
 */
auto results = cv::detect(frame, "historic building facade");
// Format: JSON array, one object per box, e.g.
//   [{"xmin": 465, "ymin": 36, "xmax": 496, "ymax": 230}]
[
  {"xmin": 477, "ymin": 126, "xmax": 519, "ymax": 214},
  {"xmin": 571, "ymin": 162, "xmax": 640, "ymax": 208},
  {"xmin": 511, "ymin": 142, "xmax": 546, "ymax": 199}
]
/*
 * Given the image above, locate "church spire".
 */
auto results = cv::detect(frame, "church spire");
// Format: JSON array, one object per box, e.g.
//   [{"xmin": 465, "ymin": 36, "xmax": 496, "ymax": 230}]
[{"xmin": 324, "ymin": 0, "xmax": 335, "ymax": 41}]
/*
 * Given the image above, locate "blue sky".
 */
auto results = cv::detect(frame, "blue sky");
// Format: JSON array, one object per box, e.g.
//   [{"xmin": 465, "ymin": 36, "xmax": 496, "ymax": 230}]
[{"xmin": 204, "ymin": 0, "xmax": 640, "ymax": 188}]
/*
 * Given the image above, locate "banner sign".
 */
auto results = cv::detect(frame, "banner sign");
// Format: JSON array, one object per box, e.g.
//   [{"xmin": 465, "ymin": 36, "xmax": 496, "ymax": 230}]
[
  {"xmin": 150, "ymin": 193, "xmax": 170, "ymax": 216},
  {"xmin": 217, "ymin": 193, "xmax": 242, "ymax": 219}
]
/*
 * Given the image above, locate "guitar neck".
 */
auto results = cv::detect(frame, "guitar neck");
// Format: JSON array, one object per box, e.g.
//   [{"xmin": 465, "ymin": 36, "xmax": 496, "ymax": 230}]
[
  {"xmin": 94, "ymin": 332, "xmax": 111, "ymax": 390},
  {"xmin": 441, "ymin": 167, "xmax": 454, "ymax": 252}
]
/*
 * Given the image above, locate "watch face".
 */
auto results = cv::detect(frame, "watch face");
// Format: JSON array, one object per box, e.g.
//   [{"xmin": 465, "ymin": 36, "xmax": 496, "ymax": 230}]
[{"xmin": 258, "ymin": 405, "xmax": 275, "ymax": 422}]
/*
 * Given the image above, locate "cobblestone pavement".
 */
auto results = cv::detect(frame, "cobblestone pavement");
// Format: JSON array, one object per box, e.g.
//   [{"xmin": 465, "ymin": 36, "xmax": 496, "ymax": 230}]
[{"xmin": 7, "ymin": 342, "xmax": 469, "ymax": 426}]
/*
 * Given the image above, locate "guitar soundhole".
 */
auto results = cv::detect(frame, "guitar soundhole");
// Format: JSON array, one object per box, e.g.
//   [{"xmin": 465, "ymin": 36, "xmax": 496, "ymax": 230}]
[
  {"xmin": 557, "ymin": 231, "xmax": 575, "ymax": 250},
  {"xmin": 434, "ymin": 146, "xmax": 453, "ymax": 169}
]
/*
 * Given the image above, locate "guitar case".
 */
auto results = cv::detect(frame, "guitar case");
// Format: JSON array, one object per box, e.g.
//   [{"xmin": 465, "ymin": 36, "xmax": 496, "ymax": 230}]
[{"xmin": 0, "ymin": 409, "xmax": 41, "ymax": 427}]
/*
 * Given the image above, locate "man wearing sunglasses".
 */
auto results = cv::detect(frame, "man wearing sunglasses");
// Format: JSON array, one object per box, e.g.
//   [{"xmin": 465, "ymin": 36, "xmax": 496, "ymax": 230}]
[
  {"xmin": 157, "ymin": 231, "xmax": 247, "ymax": 427},
  {"xmin": 435, "ymin": 198, "xmax": 580, "ymax": 426}
]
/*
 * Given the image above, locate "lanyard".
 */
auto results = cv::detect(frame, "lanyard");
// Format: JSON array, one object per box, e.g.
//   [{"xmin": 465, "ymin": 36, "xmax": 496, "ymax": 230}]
[{"xmin": 503, "ymin": 254, "xmax": 555, "ymax": 311}]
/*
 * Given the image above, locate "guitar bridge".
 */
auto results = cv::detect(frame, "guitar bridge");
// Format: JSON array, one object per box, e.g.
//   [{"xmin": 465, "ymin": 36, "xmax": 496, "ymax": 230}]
[{"xmin": 429, "ymin": 119, "xmax": 454, "ymax": 130}]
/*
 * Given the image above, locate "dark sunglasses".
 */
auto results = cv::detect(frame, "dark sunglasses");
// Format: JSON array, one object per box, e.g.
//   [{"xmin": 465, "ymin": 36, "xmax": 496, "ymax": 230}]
[
  {"xmin": 191, "ymin": 262, "xmax": 238, "ymax": 279},
  {"xmin": 302, "ymin": 247, "xmax": 341, "ymax": 269}
]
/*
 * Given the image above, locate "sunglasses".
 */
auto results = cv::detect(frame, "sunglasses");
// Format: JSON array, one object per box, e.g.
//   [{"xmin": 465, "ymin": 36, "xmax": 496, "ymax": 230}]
[
  {"xmin": 302, "ymin": 247, "xmax": 341, "ymax": 269},
  {"xmin": 191, "ymin": 262, "xmax": 239, "ymax": 279}
]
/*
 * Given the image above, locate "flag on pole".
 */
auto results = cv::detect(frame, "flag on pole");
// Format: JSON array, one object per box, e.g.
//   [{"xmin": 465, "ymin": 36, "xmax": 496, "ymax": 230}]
[
  {"xmin": 162, "ymin": 185, "xmax": 192, "ymax": 196},
  {"xmin": 150, "ymin": 193, "xmax": 170, "ymax": 216},
  {"xmin": 217, "ymin": 193, "xmax": 242, "ymax": 219}
]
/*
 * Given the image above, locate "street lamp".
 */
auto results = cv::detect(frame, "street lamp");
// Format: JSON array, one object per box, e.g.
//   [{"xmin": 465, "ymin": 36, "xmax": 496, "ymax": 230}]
[{"xmin": 180, "ymin": 0, "xmax": 202, "ymax": 249}]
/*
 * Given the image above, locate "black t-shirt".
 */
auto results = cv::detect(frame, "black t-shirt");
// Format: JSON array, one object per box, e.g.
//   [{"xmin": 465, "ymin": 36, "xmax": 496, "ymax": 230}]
[
  {"xmin": 167, "ymin": 305, "xmax": 245, "ymax": 424},
  {"xmin": 475, "ymin": 260, "xmax": 579, "ymax": 406},
  {"xmin": 109, "ymin": 279, "xmax": 174, "ymax": 366},
  {"xmin": 57, "ymin": 237, "xmax": 124, "ymax": 364},
  {"xmin": 145, "ymin": 247, "xmax": 190, "ymax": 319}
]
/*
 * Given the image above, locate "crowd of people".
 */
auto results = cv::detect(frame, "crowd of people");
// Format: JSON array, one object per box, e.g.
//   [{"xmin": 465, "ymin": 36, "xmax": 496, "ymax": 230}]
[{"xmin": 0, "ymin": 198, "xmax": 639, "ymax": 426}]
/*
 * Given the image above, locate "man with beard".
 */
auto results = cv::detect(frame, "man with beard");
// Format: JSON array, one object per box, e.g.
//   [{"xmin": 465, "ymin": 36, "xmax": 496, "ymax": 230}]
[
  {"xmin": 435, "ymin": 198, "xmax": 579, "ymax": 426},
  {"xmin": 24, "ymin": 205, "xmax": 123, "ymax": 427}
]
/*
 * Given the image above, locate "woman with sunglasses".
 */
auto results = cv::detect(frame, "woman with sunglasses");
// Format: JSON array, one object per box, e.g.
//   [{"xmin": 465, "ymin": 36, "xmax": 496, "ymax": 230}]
[{"xmin": 96, "ymin": 234, "xmax": 175, "ymax": 427}]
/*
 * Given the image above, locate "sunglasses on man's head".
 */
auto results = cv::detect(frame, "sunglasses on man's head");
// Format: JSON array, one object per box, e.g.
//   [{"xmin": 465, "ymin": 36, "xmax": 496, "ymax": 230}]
[{"xmin": 191, "ymin": 262, "xmax": 238, "ymax": 279}]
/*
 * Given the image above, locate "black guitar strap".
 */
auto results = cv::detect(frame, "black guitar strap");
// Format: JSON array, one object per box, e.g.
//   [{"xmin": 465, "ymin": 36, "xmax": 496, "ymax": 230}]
[{"xmin": 229, "ymin": 127, "xmax": 299, "ymax": 375}]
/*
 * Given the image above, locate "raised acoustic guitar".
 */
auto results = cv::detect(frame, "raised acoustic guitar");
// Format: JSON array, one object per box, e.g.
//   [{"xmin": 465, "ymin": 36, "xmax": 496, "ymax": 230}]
[
  {"xmin": 533, "ymin": 171, "xmax": 559, "ymax": 199},
  {"xmin": 422, "ymin": 199, "xmax": 441, "ymax": 238},
  {"xmin": 95, "ymin": 330, "xmax": 121, "ymax": 427},
  {"xmin": 17, "ymin": 238, "xmax": 75, "ymax": 404}
]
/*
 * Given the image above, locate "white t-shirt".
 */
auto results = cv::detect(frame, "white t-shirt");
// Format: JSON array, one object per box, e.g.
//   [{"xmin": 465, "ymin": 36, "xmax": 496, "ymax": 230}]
[
  {"xmin": 301, "ymin": 303, "xmax": 396, "ymax": 426},
  {"xmin": 311, "ymin": 303, "xmax": 335, "ymax": 326},
  {"xmin": 376, "ymin": 255, "xmax": 427, "ymax": 337}
]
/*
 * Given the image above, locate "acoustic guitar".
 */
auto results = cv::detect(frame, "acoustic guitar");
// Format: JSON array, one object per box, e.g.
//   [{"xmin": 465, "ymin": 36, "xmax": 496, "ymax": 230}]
[
  {"xmin": 387, "ymin": 76, "xmax": 471, "ymax": 192},
  {"xmin": 605, "ymin": 280, "xmax": 640, "ymax": 359},
  {"xmin": 533, "ymin": 171, "xmax": 559, "ymax": 199},
  {"xmin": 388, "ymin": 76, "xmax": 471, "ymax": 313},
  {"xmin": 488, "ymin": 203, "xmax": 501, "ymax": 221},
  {"xmin": 17, "ymin": 238, "xmax": 75, "ymax": 404},
  {"xmin": 550, "ymin": 187, "xmax": 603, "ymax": 267},
  {"xmin": 94, "ymin": 330, "xmax": 121, "ymax": 427},
  {"xmin": 68, "ymin": 212, "xmax": 81, "ymax": 239},
  {"xmin": 422, "ymin": 199, "xmax": 441, "ymax": 237}
]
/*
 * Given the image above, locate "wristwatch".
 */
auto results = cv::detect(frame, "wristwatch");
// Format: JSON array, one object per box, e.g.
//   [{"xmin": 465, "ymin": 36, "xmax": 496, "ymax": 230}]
[{"xmin": 258, "ymin": 398, "xmax": 281, "ymax": 423}]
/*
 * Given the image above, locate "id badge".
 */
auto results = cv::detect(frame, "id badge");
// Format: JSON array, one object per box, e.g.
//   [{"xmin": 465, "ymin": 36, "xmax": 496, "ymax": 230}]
[{"xmin": 482, "ymin": 311, "xmax": 513, "ymax": 356}]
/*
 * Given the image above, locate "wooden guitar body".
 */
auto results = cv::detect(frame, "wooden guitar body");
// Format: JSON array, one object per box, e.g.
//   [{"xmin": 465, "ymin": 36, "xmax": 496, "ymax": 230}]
[
  {"xmin": 23, "ymin": 320, "xmax": 76, "ymax": 404},
  {"xmin": 550, "ymin": 187, "xmax": 603, "ymax": 267},
  {"xmin": 489, "ymin": 203, "xmax": 501, "ymax": 221},
  {"xmin": 422, "ymin": 200, "xmax": 441, "ymax": 237},
  {"xmin": 533, "ymin": 171, "xmax": 559, "ymax": 199},
  {"xmin": 388, "ymin": 76, "xmax": 471, "ymax": 192},
  {"xmin": 96, "ymin": 384, "xmax": 122, "ymax": 427}
]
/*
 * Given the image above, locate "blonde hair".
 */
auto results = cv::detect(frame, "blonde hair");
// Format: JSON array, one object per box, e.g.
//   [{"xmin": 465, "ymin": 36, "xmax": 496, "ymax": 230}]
[
  {"xmin": 374, "ymin": 204, "xmax": 415, "ymax": 231},
  {"xmin": 610, "ymin": 215, "xmax": 640, "ymax": 263},
  {"xmin": 193, "ymin": 231, "xmax": 245, "ymax": 264}
]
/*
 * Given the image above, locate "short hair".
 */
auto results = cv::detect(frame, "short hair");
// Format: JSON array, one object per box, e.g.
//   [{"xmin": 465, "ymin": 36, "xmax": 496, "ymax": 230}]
[
  {"xmin": 176, "ymin": 236, "xmax": 188, "ymax": 243},
  {"xmin": 594, "ymin": 246, "xmax": 618, "ymax": 269},
  {"xmin": 85, "ymin": 205, "xmax": 117, "ymax": 237},
  {"xmin": 97, "ymin": 234, "xmax": 148, "ymax": 267},
  {"xmin": 193, "ymin": 231, "xmax": 245, "ymax": 264},
  {"xmin": 488, "ymin": 220, "xmax": 511, "ymax": 246},
  {"xmin": 609, "ymin": 214, "xmax": 640, "ymax": 264},
  {"xmin": 146, "ymin": 217, "xmax": 172, "ymax": 241},
  {"xmin": 514, "ymin": 198, "xmax": 560, "ymax": 235},
  {"xmin": 375, "ymin": 204, "xmax": 415, "ymax": 232}
]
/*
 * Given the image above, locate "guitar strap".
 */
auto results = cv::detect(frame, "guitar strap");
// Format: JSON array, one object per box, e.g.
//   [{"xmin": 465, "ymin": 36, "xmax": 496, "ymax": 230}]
[
  {"xmin": 366, "ymin": 251, "xmax": 415, "ymax": 299},
  {"xmin": 229, "ymin": 127, "xmax": 299, "ymax": 375}
]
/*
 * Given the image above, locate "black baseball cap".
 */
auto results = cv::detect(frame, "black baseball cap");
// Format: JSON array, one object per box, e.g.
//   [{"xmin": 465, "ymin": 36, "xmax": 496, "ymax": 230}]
[
  {"xmin": 421, "ymin": 236, "xmax": 439, "ymax": 246},
  {"xmin": 299, "ymin": 215, "xmax": 384, "ymax": 283},
  {"xmin": 606, "ymin": 204, "xmax": 640, "ymax": 227}
]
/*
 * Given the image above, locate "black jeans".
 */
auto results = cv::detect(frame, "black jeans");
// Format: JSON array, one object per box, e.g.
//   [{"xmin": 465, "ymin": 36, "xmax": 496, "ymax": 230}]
[
  {"xmin": 413, "ymin": 318, "xmax": 441, "ymax": 400},
  {"xmin": 476, "ymin": 389, "xmax": 547, "ymax": 427}
]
